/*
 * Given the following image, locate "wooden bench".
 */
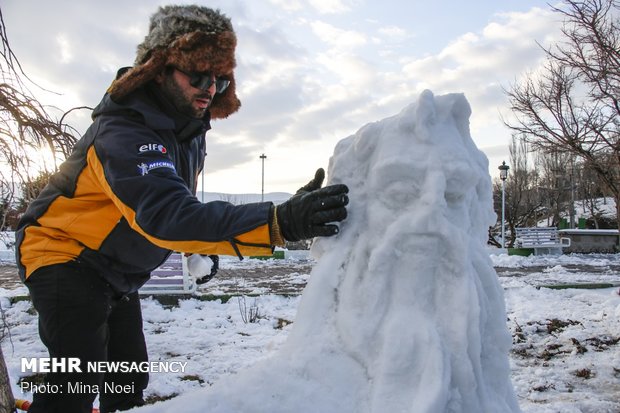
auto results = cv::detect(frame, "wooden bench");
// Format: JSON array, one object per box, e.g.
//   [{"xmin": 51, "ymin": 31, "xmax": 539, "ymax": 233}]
[
  {"xmin": 139, "ymin": 252, "xmax": 197, "ymax": 295},
  {"xmin": 515, "ymin": 227, "xmax": 571, "ymax": 255}
]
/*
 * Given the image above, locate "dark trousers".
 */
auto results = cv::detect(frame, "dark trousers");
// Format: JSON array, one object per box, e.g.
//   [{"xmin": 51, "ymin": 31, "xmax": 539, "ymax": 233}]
[{"xmin": 25, "ymin": 262, "xmax": 149, "ymax": 413}]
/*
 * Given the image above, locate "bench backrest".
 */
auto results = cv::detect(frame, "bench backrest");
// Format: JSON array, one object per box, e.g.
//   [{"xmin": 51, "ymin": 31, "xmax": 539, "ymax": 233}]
[
  {"xmin": 515, "ymin": 227, "xmax": 571, "ymax": 248},
  {"xmin": 139, "ymin": 252, "xmax": 196, "ymax": 295}
]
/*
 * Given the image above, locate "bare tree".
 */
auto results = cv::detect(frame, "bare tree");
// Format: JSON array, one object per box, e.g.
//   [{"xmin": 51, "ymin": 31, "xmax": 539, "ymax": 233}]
[
  {"xmin": 0, "ymin": 6, "xmax": 84, "ymax": 411},
  {"xmin": 535, "ymin": 150, "xmax": 576, "ymax": 227},
  {"xmin": 578, "ymin": 158, "xmax": 610, "ymax": 227},
  {"xmin": 0, "ymin": 7, "xmax": 80, "ymax": 226},
  {"xmin": 497, "ymin": 136, "xmax": 544, "ymax": 246},
  {"xmin": 504, "ymin": 0, "xmax": 620, "ymax": 229}
]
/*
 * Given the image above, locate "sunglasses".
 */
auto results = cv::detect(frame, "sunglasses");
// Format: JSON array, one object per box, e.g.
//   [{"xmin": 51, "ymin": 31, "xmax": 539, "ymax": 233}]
[{"xmin": 174, "ymin": 67, "xmax": 231, "ymax": 94}]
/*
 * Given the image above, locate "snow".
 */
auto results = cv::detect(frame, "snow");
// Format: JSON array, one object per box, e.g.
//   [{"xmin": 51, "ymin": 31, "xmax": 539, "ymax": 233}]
[
  {"xmin": 2, "ymin": 252, "xmax": 620, "ymax": 412},
  {"xmin": 1, "ymin": 91, "xmax": 619, "ymax": 412},
  {"xmin": 537, "ymin": 197, "xmax": 617, "ymax": 228}
]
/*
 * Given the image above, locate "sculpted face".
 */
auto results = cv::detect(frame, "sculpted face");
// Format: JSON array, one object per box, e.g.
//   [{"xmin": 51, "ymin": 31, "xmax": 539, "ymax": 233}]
[{"xmin": 147, "ymin": 91, "xmax": 519, "ymax": 413}]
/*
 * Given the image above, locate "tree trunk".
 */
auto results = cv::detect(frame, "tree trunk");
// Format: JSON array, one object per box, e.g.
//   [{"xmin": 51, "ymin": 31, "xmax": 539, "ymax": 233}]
[{"xmin": 0, "ymin": 346, "xmax": 15, "ymax": 413}]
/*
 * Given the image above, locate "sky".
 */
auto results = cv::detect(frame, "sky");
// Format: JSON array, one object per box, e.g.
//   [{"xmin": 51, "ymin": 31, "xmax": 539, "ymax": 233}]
[{"xmin": 2, "ymin": 0, "xmax": 563, "ymax": 195}]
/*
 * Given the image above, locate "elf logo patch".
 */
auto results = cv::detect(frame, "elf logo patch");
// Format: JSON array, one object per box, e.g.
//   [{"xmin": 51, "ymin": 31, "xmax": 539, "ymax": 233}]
[{"xmin": 138, "ymin": 143, "xmax": 168, "ymax": 154}]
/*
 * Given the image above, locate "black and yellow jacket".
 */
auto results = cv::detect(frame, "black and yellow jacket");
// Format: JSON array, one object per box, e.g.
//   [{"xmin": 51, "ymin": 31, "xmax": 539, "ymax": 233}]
[{"xmin": 15, "ymin": 83, "xmax": 274, "ymax": 294}]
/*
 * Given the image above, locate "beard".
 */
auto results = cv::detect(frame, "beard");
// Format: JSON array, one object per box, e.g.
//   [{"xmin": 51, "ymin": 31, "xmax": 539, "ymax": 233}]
[{"xmin": 159, "ymin": 74, "xmax": 211, "ymax": 119}]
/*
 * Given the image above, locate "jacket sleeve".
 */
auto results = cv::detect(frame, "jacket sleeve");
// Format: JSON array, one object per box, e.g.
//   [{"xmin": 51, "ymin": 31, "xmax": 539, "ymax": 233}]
[{"xmin": 88, "ymin": 115, "xmax": 274, "ymax": 258}]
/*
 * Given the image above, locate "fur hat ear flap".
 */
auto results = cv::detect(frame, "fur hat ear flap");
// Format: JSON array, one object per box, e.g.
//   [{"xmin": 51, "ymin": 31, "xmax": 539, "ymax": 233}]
[
  {"xmin": 107, "ymin": 50, "xmax": 168, "ymax": 102},
  {"xmin": 209, "ymin": 74, "xmax": 241, "ymax": 119}
]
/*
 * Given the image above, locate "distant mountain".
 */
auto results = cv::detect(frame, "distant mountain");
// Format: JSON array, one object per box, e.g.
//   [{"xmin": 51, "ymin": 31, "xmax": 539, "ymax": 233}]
[{"xmin": 195, "ymin": 192, "xmax": 292, "ymax": 205}]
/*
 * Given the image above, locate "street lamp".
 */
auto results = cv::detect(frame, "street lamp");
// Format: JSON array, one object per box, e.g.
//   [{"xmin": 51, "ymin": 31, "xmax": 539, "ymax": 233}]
[
  {"xmin": 260, "ymin": 153, "xmax": 267, "ymax": 202},
  {"xmin": 201, "ymin": 154, "xmax": 207, "ymax": 203},
  {"xmin": 498, "ymin": 161, "xmax": 510, "ymax": 248}
]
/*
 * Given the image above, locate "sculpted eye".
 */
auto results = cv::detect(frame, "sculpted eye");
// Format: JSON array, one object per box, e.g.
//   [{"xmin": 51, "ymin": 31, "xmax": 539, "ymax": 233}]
[{"xmin": 370, "ymin": 161, "xmax": 423, "ymax": 209}]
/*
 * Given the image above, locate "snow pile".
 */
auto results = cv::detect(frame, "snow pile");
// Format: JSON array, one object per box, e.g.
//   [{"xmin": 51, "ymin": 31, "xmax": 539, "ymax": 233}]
[
  {"xmin": 491, "ymin": 252, "xmax": 620, "ymax": 268},
  {"xmin": 138, "ymin": 91, "xmax": 520, "ymax": 412}
]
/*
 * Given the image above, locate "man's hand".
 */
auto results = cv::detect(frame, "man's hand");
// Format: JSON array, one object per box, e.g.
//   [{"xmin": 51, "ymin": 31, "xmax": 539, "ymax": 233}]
[
  {"xmin": 187, "ymin": 254, "xmax": 219, "ymax": 284},
  {"xmin": 276, "ymin": 169, "xmax": 349, "ymax": 242}
]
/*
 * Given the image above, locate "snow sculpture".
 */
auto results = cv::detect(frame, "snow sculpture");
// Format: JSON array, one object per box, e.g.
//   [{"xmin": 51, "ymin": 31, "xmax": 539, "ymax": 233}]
[{"xmin": 142, "ymin": 90, "xmax": 520, "ymax": 412}]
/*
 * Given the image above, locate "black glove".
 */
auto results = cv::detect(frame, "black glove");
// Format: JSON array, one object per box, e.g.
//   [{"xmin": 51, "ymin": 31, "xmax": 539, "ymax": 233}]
[
  {"xmin": 196, "ymin": 255, "xmax": 219, "ymax": 285},
  {"xmin": 277, "ymin": 168, "xmax": 349, "ymax": 242}
]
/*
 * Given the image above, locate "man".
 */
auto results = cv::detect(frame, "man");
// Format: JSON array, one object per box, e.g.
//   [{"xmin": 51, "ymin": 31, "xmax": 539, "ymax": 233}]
[{"xmin": 15, "ymin": 5, "xmax": 348, "ymax": 413}]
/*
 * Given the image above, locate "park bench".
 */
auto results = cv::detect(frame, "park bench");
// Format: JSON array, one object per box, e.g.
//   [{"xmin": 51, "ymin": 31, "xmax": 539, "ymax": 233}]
[
  {"xmin": 139, "ymin": 252, "xmax": 197, "ymax": 295},
  {"xmin": 515, "ymin": 227, "xmax": 571, "ymax": 255}
]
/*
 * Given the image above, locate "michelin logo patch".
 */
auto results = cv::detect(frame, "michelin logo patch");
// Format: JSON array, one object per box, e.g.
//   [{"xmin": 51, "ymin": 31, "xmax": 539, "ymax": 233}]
[
  {"xmin": 138, "ymin": 143, "xmax": 168, "ymax": 154},
  {"xmin": 138, "ymin": 161, "xmax": 176, "ymax": 176}
]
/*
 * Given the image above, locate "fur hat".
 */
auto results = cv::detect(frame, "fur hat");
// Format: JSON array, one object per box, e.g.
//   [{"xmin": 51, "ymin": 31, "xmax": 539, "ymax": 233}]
[{"xmin": 107, "ymin": 5, "xmax": 241, "ymax": 119}]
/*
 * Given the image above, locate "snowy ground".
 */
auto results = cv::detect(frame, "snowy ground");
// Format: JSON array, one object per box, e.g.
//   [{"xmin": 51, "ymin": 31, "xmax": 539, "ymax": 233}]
[{"xmin": 1, "ymin": 253, "xmax": 619, "ymax": 413}]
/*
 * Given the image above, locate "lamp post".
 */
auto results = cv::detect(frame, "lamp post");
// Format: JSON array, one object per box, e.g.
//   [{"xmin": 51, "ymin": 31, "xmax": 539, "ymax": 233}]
[
  {"xmin": 569, "ymin": 162, "xmax": 576, "ymax": 229},
  {"xmin": 260, "ymin": 153, "xmax": 267, "ymax": 202},
  {"xmin": 498, "ymin": 161, "xmax": 510, "ymax": 248},
  {"xmin": 201, "ymin": 158, "xmax": 206, "ymax": 203}
]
